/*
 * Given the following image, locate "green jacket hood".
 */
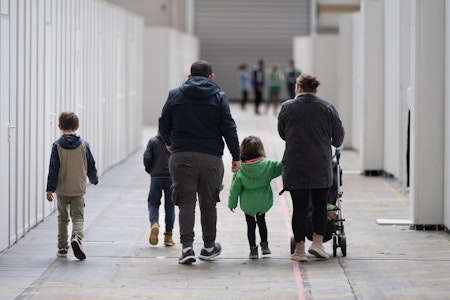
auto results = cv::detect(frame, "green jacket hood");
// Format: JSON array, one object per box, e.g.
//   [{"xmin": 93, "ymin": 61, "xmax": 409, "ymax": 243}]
[{"xmin": 228, "ymin": 158, "xmax": 282, "ymax": 216}]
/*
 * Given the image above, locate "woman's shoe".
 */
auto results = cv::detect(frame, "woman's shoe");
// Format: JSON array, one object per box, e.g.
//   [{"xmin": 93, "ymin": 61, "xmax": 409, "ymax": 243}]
[
  {"xmin": 308, "ymin": 245, "xmax": 329, "ymax": 259},
  {"xmin": 291, "ymin": 250, "xmax": 308, "ymax": 262}
]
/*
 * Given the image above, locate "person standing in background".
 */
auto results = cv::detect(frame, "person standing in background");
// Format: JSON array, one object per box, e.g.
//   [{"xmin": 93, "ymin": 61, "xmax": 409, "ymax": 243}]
[
  {"xmin": 285, "ymin": 59, "xmax": 301, "ymax": 99},
  {"xmin": 252, "ymin": 59, "xmax": 265, "ymax": 115},
  {"xmin": 237, "ymin": 63, "xmax": 252, "ymax": 110},
  {"xmin": 266, "ymin": 63, "xmax": 284, "ymax": 115}
]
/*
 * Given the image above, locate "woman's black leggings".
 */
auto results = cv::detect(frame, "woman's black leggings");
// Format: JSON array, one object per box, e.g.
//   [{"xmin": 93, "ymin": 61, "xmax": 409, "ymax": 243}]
[
  {"xmin": 245, "ymin": 213, "xmax": 267, "ymax": 247},
  {"xmin": 290, "ymin": 188, "xmax": 329, "ymax": 243}
]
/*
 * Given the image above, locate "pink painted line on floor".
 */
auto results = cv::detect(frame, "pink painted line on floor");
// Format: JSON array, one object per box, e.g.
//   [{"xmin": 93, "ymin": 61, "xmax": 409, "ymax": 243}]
[
  {"xmin": 264, "ymin": 119, "xmax": 306, "ymax": 300},
  {"xmin": 276, "ymin": 178, "xmax": 306, "ymax": 300}
]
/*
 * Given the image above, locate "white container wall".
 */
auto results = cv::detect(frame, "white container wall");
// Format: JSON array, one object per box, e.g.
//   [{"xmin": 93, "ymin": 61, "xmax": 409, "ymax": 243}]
[
  {"xmin": 351, "ymin": 12, "xmax": 363, "ymax": 155},
  {"xmin": 398, "ymin": 0, "xmax": 413, "ymax": 187},
  {"xmin": 446, "ymin": 0, "xmax": 450, "ymax": 230},
  {"xmin": 0, "ymin": 0, "xmax": 144, "ymax": 252},
  {"xmin": 359, "ymin": 0, "xmax": 384, "ymax": 173},
  {"xmin": 293, "ymin": 34, "xmax": 338, "ymax": 106},
  {"xmin": 383, "ymin": 0, "xmax": 403, "ymax": 180},
  {"xmin": 337, "ymin": 14, "xmax": 354, "ymax": 150},
  {"xmin": 142, "ymin": 27, "xmax": 199, "ymax": 126},
  {"xmin": 409, "ymin": 0, "xmax": 445, "ymax": 225}
]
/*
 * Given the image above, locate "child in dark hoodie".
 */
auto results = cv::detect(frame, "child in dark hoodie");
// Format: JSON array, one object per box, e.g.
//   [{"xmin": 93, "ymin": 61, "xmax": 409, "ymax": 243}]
[
  {"xmin": 228, "ymin": 136, "xmax": 282, "ymax": 259},
  {"xmin": 143, "ymin": 132, "xmax": 175, "ymax": 247},
  {"xmin": 46, "ymin": 112, "xmax": 98, "ymax": 260}
]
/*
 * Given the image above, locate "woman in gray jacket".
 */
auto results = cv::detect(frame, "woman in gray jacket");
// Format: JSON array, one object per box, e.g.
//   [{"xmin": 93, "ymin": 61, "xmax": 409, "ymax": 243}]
[{"xmin": 277, "ymin": 74, "xmax": 345, "ymax": 261}]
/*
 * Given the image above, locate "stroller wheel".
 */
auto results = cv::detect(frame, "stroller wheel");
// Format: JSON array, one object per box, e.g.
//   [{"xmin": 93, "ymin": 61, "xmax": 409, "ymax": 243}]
[
  {"xmin": 341, "ymin": 236, "xmax": 347, "ymax": 257},
  {"xmin": 332, "ymin": 236, "xmax": 338, "ymax": 257},
  {"xmin": 290, "ymin": 236, "xmax": 295, "ymax": 254}
]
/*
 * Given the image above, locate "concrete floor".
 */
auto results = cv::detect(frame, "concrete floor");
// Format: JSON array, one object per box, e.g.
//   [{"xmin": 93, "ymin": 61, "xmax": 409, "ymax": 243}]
[{"xmin": 1, "ymin": 104, "xmax": 450, "ymax": 299}]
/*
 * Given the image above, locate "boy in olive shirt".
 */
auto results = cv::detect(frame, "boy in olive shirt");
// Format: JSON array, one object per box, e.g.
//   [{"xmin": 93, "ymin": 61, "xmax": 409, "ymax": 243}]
[{"xmin": 46, "ymin": 112, "xmax": 98, "ymax": 260}]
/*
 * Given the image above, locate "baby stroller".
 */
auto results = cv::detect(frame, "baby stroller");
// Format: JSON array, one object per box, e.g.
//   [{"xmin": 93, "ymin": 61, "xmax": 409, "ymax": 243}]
[{"xmin": 287, "ymin": 148, "xmax": 347, "ymax": 257}]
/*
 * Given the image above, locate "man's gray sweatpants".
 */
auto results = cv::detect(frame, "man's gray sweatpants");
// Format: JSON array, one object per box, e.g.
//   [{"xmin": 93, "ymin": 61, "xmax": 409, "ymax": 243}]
[{"xmin": 169, "ymin": 152, "xmax": 224, "ymax": 249}]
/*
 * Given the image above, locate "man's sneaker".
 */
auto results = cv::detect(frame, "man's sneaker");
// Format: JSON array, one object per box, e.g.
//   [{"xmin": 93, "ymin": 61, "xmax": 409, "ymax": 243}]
[
  {"xmin": 71, "ymin": 235, "xmax": 86, "ymax": 260},
  {"xmin": 198, "ymin": 242, "xmax": 222, "ymax": 261},
  {"xmin": 149, "ymin": 222, "xmax": 159, "ymax": 245},
  {"xmin": 178, "ymin": 248, "xmax": 196, "ymax": 264},
  {"xmin": 260, "ymin": 242, "xmax": 271, "ymax": 255},
  {"xmin": 57, "ymin": 248, "xmax": 68, "ymax": 257},
  {"xmin": 249, "ymin": 246, "xmax": 258, "ymax": 259}
]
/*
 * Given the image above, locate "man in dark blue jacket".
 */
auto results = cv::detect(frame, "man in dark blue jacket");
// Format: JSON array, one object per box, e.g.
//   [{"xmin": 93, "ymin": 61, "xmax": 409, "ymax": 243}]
[{"xmin": 159, "ymin": 60, "xmax": 241, "ymax": 264}]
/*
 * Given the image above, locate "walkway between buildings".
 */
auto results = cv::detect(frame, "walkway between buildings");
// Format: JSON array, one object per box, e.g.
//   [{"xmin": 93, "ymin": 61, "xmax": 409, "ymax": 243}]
[{"xmin": 1, "ymin": 104, "xmax": 450, "ymax": 300}]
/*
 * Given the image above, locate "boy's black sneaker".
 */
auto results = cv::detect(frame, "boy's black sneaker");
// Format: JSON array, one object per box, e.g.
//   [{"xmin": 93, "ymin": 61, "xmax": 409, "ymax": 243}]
[
  {"xmin": 249, "ymin": 246, "xmax": 258, "ymax": 259},
  {"xmin": 179, "ymin": 248, "xmax": 196, "ymax": 264},
  {"xmin": 71, "ymin": 235, "xmax": 86, "ymax": 260},
  {"xmin": 198, "ymin": 242, "xmax": 222, "ymax": 260},
  {"xmin": 260, "ymin": 242, "xmax": 271, "ymax": 255}
]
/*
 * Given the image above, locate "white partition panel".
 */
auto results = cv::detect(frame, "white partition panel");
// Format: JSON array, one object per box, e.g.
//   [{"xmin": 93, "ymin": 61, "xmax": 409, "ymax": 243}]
[
  {"xmin": 383, "ymin": 0, "xmax": 403, "ymax": 179},
  {"xmin": 43, "ymin": 0, "xmax": 54, "ymax": 217},
  {"xmin": 0, "ymin": 0, "xmax": 144, "ymax": 252},
  {"xmin": 0, "ymin": 0, "xmax": 11, "ymax": 251},
  {"xmin": 293, "ymin": 37, "xmax": 312, "ymax": 74},
  {"xmin": 360, "ymin": 0, "xmax": 384, "ymax": 172},
  {"xmin": 351, "ymin": 13, "xmax": 363, "ymax": 154},
  {"xmin": 292, "ymin": 35, "xmax": 338, "ymax": 105},
  {"xmin": 143, "ymin": 27, "xmax": 199, "ymax": 126},
  {"xmin": 337, "ymin": 14, "xmax": 354, "ymax": 150},
  {"xmin": 410, "ymin": 0, "xmax": 445, "ymax": 225},
  {"xmin": 399, "ymin": 0, "xmax": 413, "ymax": 188},
  {"xmin": 445, "ymin": 1, "xmax": 450, "ymax": 229},
  {"xmin": 15, "ymin": 0, "xmax": 25, "ymax": 244},
  {"xmin": 9, "ymin": 0, "xmax": 18, "ymax": 246}
]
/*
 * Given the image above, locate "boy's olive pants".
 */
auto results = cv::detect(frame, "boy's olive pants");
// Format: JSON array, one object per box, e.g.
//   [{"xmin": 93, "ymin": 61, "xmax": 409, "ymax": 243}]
[{"xmin": 56, "ymin": 195, "xmax": 84, "ymax": 249}]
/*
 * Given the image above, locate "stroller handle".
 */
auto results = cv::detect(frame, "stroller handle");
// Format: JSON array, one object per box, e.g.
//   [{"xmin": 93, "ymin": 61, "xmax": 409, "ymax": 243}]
[{"xmin": 334, "ymin": 148, "xmax": 341, "ymax": 163}]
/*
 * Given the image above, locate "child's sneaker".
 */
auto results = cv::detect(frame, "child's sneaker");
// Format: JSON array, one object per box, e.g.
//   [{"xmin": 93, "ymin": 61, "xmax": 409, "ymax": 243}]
[
  {"xmin": 260, "ymin": 242, "xmax": 271, "ymax": 255},
  {"xmin": 71, "ymin": 235, "xmax": 86, "ymax": 260},
  {"xmin": 57, "ymin": 248, "xmax": 68, "ymax": 257},
  {"xmin": 149, "ymin": 222, "xmax": 159, "ymax": 245},
  {"xmin": 249, "ymin": 246, "xmax": 258, "ymax": 259},
  {"xmin": 198, "ymin": 242, "xmax": 222, "ymax": 260}
]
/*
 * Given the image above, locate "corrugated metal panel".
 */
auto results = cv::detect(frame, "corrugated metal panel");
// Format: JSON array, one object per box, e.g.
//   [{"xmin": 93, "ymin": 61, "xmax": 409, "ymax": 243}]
[{"xmin": 195, "ymin": 0, "xmax": 309, "ymax": 101}]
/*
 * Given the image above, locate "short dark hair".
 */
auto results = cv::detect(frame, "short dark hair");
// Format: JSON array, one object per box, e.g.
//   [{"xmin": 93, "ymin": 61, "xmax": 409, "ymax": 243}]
[
  {"xmin": 59, "ymin": 111, "xmax": 79, "ymax": 131},
  {"xmin": 296, "ymin": 74, "xmax": 320, "ymax": 93},
  {"xmin": 191, "ymin": 60, "xmax": 213, "ymax": 78},
  {"xmin": 240, "ymin": 135, "xmax": 266, "ymax": 161}
]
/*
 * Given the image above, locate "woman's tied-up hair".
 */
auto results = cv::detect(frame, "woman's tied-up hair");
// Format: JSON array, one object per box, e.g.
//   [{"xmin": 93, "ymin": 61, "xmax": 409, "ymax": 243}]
[{"xmin": 296, "ymin": 74, "xmax": 320, "ymax": 93}]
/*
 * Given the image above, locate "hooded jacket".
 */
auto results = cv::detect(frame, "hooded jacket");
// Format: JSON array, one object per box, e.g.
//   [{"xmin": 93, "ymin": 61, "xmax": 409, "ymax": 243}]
[
  {"xmin": 143, "ymin": 134, "xmax": 171, "ymax": 177},
  {"xmin": 277, "ymin": 93, "xmax": 345, "ymax": 190},
  {"xmin": 46, "ymin": 134, "xmax": 98, "ymax": 196},
  {"xmin": 159, "ymin": 76, "xmax": 240, "ymax": 161},
  {"xmin": 228, "ymin": 158, "xmax": 282, "ymax": 217}
]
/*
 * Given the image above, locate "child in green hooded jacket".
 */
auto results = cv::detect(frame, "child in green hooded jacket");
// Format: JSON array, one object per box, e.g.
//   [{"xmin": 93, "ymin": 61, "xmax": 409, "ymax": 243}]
[{"xmin": 228, "ymin": 136, "xmax": 282, "ymax": 259}]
